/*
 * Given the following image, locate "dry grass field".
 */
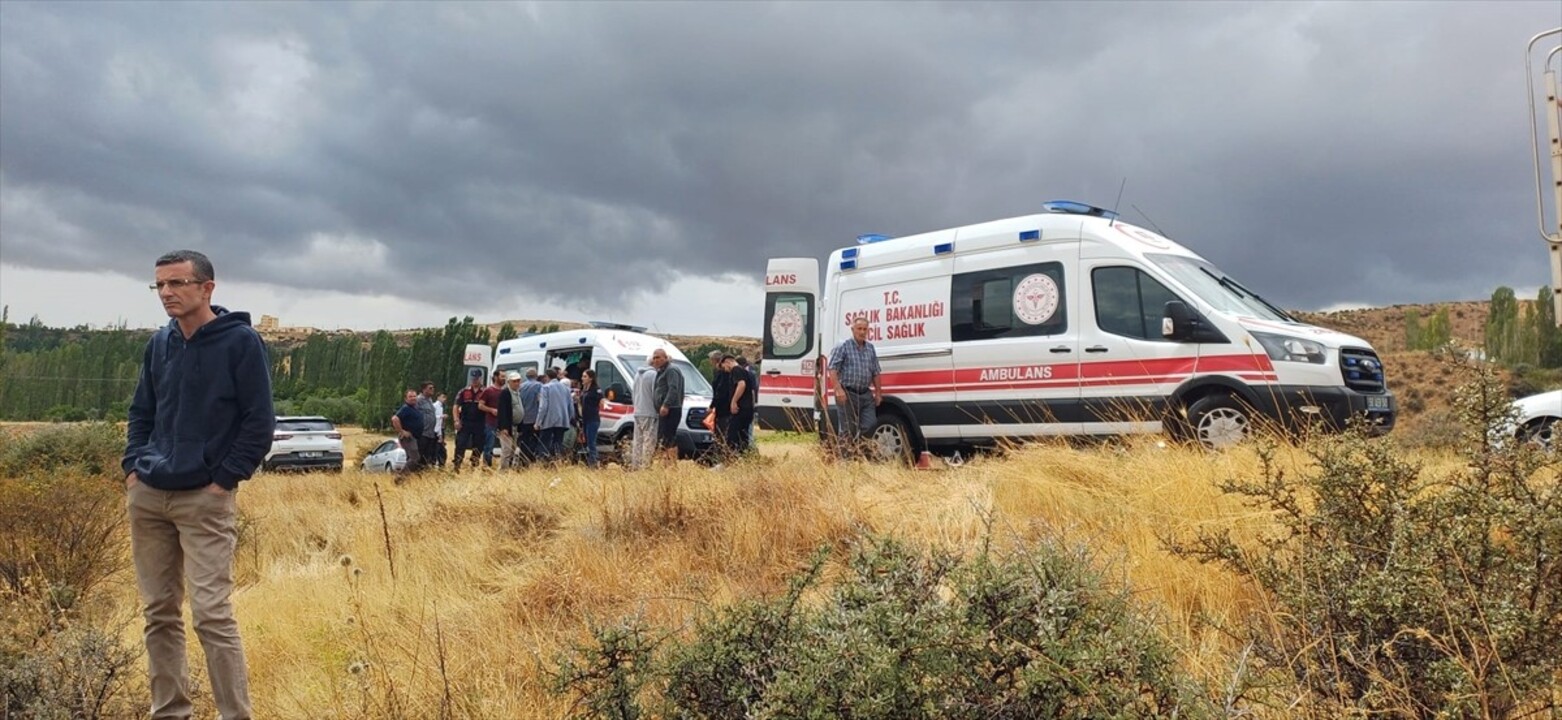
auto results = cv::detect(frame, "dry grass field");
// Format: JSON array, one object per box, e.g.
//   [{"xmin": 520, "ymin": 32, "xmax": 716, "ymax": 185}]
[{"xmin": 80, "ymin": 433, "xmax": 1457, "ymax": 718}]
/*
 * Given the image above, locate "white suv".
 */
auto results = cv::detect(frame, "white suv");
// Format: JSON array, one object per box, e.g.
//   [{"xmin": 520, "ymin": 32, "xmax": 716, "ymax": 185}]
[{"xmin": 263, "ymin": 416, "xmax": 345, "ymax": 472}]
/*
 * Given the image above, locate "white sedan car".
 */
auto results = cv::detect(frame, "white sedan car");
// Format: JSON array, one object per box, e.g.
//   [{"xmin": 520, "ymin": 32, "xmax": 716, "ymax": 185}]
[
  {"xmin": 362, "ymin": 439, "xmax": 408, "ymax": 473},
  {"xmin": 1514, "ymin": 389, "xmax": 1562, "ymax": 451}
]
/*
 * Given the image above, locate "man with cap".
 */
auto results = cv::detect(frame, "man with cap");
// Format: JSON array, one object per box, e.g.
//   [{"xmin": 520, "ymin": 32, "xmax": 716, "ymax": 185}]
[
  {"xmin": 494, "ymin": 371, "xmax": 523, "ymax": 469},
  {"xmin": 452, "ymin": 372, "xmax": 485, "ymax": 471}
]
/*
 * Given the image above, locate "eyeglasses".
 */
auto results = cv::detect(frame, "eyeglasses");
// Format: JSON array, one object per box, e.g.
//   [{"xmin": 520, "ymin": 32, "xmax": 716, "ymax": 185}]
[{"xmin": 149, "ymin": 278, "xmax": 206, "ymax": 291}]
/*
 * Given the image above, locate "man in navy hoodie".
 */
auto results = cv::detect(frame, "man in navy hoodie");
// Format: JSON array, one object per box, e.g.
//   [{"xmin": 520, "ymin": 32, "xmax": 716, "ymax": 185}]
[{"xmin": 123, "ymin": 250, "xmax": 272, "ymax": 720}]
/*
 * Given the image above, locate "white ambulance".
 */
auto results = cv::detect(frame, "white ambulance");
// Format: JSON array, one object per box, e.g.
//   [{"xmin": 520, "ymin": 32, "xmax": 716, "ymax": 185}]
[
  {"xmin": 759, "ymin": 201, "xmax": 1396, "ymax": 457},
  {"xmin": 489, "ymin": 324, "xmax": 717, "ymax": 460}
]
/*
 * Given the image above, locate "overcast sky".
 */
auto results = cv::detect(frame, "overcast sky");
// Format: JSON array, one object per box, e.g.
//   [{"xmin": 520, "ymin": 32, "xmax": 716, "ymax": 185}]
[{"xmin": 1, "ymin": 1, "xmax": 1558, "ymax": 336}]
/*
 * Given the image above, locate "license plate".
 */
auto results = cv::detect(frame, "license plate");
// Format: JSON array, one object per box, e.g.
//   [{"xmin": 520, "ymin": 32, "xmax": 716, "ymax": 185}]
[
  {"xmin": 1365, "ymin": 396, "xmax": 1390, "ymax": 411},
  {"xmin": 299, "ymin": 451, "xmax": 322, "ymax": 458}
]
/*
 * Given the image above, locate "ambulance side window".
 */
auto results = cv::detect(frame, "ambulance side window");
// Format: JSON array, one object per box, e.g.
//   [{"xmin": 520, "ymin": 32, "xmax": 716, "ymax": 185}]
[
  {"xmin": 495, "ymin": 361, "xmax": 539, "ymax": 379},
  {"xmin": 951, "ymin": 261, "xmax": 1068, "ymax": 342},
  {"xmin": 596, "ymin": 360, "xmax": 627, "ymax": 401},
  {"xmin": 595, "ymin": 361, "xmax": 625, "ymax": 393},
  {"xmin": 1092, "ymin": 266, "xmax": 1181, "ymax": 341}
]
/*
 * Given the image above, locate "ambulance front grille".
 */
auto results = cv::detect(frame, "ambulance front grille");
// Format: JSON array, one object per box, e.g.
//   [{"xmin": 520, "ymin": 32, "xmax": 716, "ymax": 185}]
[{"xmin": 1339, "ymin": 348, "xmax": 1386, "ymax": 393}]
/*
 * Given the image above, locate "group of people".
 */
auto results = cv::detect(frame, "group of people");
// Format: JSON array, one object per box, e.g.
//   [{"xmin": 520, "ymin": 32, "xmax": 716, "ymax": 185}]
[
  {"xmin": 706, "ymin": 350, "xmax": 759, "ymax": 463},
  {"xmin": 394, "ymin": 365, "xmax": 600, "ymax": 473},
  {"xmin": 388, "ymin": 346, "xmax": 731, "ymax": 473}
]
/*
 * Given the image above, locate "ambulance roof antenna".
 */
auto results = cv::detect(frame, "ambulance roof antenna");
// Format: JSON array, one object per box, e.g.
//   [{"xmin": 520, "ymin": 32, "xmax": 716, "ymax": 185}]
[
  {"xmin": 1131, "ymin": 204, "xmax": 1170, "ymax": 237},
  {"xmin": 1109, "ymin": 178, "xmax": 1126, "ymax": 227}
]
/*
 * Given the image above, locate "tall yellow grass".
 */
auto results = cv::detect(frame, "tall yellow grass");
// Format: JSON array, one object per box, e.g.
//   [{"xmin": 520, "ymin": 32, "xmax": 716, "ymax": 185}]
[{"xmin": 110, "ymin": 435, "xmax": 1467, "ymax": 718}]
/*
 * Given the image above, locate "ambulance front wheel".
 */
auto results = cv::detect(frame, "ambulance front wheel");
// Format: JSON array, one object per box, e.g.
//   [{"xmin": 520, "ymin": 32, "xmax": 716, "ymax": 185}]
[
  {"xmin": 870, "ymin": 412, "xmax": 916, "ymax": 464},
  {"xmin": 1185, "ymin": 393, "xmax": 1253, "ymax": 450}
]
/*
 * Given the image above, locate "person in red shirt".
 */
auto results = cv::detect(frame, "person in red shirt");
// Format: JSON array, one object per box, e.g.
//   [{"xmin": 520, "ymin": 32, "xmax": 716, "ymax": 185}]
[{"xmin": 478, "ymin": 370, "xmax": 505, "ymax": 468}]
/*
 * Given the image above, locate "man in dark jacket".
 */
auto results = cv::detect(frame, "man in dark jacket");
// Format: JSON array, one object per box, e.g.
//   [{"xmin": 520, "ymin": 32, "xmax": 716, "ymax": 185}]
[
  {"xmin": 494, "ymin": 371, "xmax": 523, "ymax": 468},
  {"xmin": 652, "ymin": 348, "xmax": 685, "ymax": 466},
  {"xmin": 122, "ymin": 250, "xmax": 272, "ymax": 720}
]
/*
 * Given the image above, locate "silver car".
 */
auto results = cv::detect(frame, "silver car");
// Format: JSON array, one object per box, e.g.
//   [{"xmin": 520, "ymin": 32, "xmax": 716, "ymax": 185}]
[{"xmin": 362, "ymin": 439, "xmax": 408, "ymax": 473}]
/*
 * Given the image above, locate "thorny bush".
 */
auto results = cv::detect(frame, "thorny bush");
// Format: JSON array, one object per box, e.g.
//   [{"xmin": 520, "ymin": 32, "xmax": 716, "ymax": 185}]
[{"xmin": 1174, "ymin": 350, "xmax": 1562, "ymax": 718}]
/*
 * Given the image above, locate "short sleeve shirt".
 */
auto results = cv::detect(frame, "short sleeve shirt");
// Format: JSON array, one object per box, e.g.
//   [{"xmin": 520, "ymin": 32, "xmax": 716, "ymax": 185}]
[
  {"xmin": 480, "ymin": 385, "xmax": 503, "ymax": 428},
  {"xmin": 395, "ymin": 403, "xmax": 425, "ymax": 437},
  {"xmin": 829, "ymin": 339, "xmax": 881, "ymax": 390}
]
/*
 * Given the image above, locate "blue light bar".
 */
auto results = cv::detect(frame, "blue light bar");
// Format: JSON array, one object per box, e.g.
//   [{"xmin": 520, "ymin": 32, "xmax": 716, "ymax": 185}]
[
  {"xmin": 856, "ymin": 233, "xmax": 892, "ymax": 245},
  {"xmin": 1019, "ymin": 230, "xmax": 1040, "ymax": 241},
  {"xmin": 1043, "ymin": 200, "xmax": 1118, "ymax": 220},
  {"xmin": 840, "ymin": 259, "xmax": 857, "ymax": 271},
  {"xmin": 499, "ymin": 348, "xmax": 511, "ymax": 355},
  {"xmin": 539, "ymin": 342, "xmax": 547, "ymax": 348},
  {"xmin": 578, "ymin": 337, "xmax": 587, "ymax": 344},
  {"xmin": 933, "ymin": 242, "xmax": 953, "ymax": 255},
  {"xmin": 841, "ymin": 247, "xmax": 859, "ymax": 259}
]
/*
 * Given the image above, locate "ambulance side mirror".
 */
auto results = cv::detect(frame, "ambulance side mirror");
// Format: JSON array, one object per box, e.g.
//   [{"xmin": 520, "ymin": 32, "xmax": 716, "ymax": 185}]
[
  {"xmin": 1162, "ymin": 301, "xmax": 1228, "ymax": 343},
  {"xmin": 1162, "ymin": 301, "xmax": 1191, "ymax": 340}
]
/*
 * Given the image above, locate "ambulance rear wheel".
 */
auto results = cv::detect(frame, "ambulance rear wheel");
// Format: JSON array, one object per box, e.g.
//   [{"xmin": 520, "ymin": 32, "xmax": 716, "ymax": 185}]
[
  {"xmin": 870, "ymin": 413, "xmax": 915, "ymax": 465},
  {"xmin": 614, "ymin": 430, "xmax": 634, "ymax": 464},
  {"xmin": 1186, "ymin": 393, "xmax": 1252, "ymax": 450}
]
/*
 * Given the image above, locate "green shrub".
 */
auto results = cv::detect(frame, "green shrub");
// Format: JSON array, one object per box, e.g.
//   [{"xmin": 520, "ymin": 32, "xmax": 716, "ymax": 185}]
[
  {"xmin": 0, "ymin": 471, "xmax": 136, "ymax": 719},
  {"xmin": 0, "ymin": 474, "xmax": 128, "ymax": 604},
  {"xmin": 553, "ymin": 536, "xmax": 1212, "ymax": 720},
  {"xmin": 1173, "ymin": 354, "xmax": 1562, "ymax": 718},
  {"xmin": 42, "ymin": 405, "xmax": 94, "ymax": 422},
  {"xmin": 0, "ymin": 423, "xmax": 124, "ymax": 480}
]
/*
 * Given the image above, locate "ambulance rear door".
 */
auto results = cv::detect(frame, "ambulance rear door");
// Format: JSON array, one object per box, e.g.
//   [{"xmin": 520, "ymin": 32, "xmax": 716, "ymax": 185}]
[{"xmin": 759, "ymin": 258, "xmax": 820, "ymax": 432}]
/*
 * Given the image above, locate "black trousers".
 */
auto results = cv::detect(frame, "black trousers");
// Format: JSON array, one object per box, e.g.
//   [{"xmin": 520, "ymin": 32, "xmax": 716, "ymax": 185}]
[
  {"xmin": 725, "ymin": 410, "xmax": 753, "ymax": 455},
  {"xmin": 453, "ymin": 425, "xmax": 485, "ymax": 468},
  {"xmin": 516, "ymin": 424, "xmax": 540, "ymax": 465}
]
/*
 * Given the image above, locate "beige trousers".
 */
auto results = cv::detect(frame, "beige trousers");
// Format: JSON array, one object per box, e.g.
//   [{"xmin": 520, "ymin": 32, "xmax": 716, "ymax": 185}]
[
  {"xmin": 127, "ymin": 482, "xmax": 251, "ymax": 720},
  {"xmin": 632, "ymin": 416, "xmax": 659, "ymax": 470},
  {"xmin": 498, "ymin": 428, "xmax": 517, "ymax": 468}
]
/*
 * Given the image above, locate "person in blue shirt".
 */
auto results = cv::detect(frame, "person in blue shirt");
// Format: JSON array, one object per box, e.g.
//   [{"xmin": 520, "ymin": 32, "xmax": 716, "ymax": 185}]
[{"xmin": 392, "ymin": 389, "xmax": 426, "ymax": 473}]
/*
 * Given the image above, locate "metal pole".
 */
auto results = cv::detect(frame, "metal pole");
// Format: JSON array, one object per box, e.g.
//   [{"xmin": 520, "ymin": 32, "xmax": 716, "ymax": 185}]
[{"xmin": 1526, "ymin": 28, "xmax": 1562, "ymax": 325}]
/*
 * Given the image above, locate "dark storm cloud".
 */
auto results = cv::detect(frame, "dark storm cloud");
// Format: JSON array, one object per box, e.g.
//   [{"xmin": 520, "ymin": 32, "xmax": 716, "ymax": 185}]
[{"xmin": 1, "ymin": 1, "xmax": 1556, "ymax": 313}]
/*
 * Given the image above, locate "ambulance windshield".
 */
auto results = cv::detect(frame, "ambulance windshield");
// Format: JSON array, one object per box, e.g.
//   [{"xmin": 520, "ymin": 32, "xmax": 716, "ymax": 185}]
[{"xmin": 1147, "ymin": 254, "xmax": 1294, "ymax": 323}]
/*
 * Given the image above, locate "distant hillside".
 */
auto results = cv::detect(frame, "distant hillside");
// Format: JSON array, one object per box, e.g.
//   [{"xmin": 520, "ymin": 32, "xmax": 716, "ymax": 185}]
[{"xmin": 1293, "ymin": 301, "xmax": 1490, "ymax": 353}]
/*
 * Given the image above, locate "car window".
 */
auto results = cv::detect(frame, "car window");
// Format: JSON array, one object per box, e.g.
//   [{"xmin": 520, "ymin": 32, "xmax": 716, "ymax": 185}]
[
  {"xmin": 374, "ymin": 441, "xmax": 397, "ymax": 453},
  {"xmin": 277, "ymin": 419, "xmax": 336, "ymax": 432}
]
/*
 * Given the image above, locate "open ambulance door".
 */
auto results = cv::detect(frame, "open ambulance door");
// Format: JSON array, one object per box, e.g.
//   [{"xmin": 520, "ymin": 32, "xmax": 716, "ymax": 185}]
[
  {"xmin": 758, "ymin": 258, "xmax": 820, "ymax": 432},
  {"xmin": 463, "ymin": 343, "xmax": 494, "ymax": 386}
]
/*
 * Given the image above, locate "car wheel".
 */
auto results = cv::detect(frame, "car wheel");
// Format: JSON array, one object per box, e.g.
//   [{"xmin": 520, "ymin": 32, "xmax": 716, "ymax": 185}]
[
  {"xmin": 870, "ymin": 413, "xmax": 916, "ymax": 464},
  {"xmin": 1186, "ymin": 393, "xmax": 1252, "ymax": 450},
  {"xmin": 1520, "ymin": 417, "xmax": 1559, "ymax": 452}
]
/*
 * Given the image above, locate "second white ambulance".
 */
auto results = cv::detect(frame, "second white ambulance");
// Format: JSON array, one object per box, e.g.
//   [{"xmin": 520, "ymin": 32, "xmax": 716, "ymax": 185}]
[{"xmin": 490, "ymin": 325, "xmax": 717, "ymax": 460}]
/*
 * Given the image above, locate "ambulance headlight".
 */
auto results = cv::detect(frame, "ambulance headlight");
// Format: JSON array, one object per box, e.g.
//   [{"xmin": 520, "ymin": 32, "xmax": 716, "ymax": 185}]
[{"xmin": 1251, "ymin": 332, "xmax": 1327, "ymax": 364}]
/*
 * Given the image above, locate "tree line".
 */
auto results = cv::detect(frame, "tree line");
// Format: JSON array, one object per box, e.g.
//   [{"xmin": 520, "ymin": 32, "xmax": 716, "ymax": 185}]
[
  {"xmin": 0, "ymin": 308, "xmax": 499, "ymax": 428},
  {"xmin": 1401, "ymin": 286, "xmax": 1562, "ymax": 368}
]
